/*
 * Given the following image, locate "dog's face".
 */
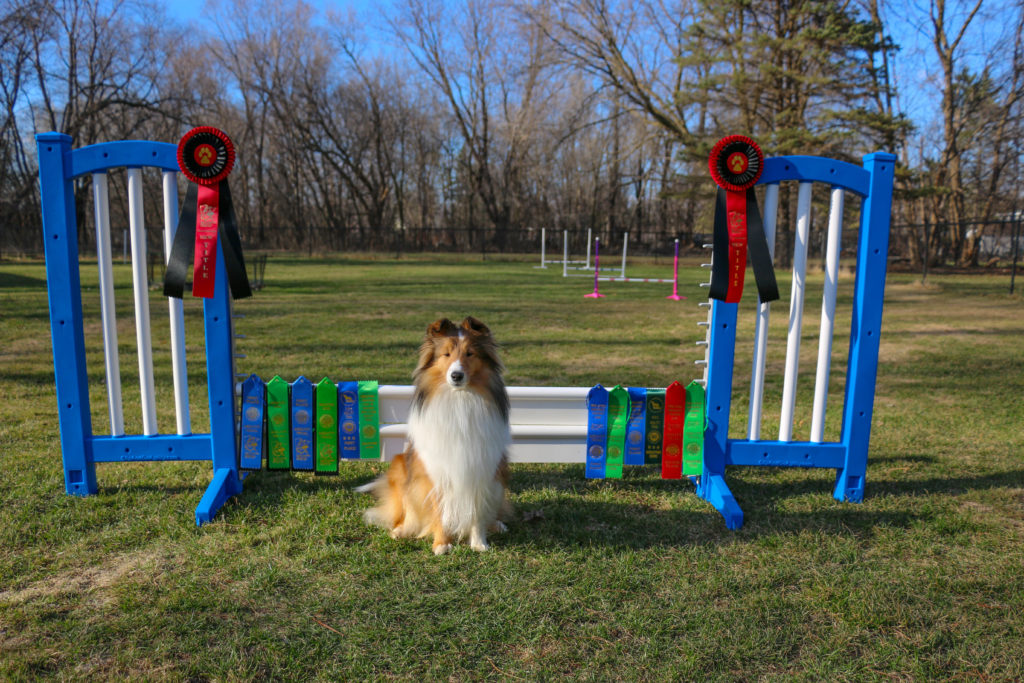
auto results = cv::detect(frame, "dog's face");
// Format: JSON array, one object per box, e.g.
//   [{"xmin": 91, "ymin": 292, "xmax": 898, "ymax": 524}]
[{"xmin": 415, "ymin": 317, "xmax": 502, "ymax": 393}]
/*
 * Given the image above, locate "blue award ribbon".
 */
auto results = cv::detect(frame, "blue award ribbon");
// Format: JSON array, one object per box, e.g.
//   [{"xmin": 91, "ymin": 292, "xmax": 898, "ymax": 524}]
[
  {"xmin": 239, "ymin": 374, "xmax": 264, "ymax": 471},
  {"xmin": 625, "ymin": 387, "xmax": 647, "ymax": 466},
  {"xmin": 337, "ymin": 381, "xmax": 360, "ymax": 460},
  {"xmin": 585, "ymin": 384, "xmax": 609, "ymax": 479},
  {"xmin": 290, "ymin": 376, "xmax": 314, "ymax": 470}
]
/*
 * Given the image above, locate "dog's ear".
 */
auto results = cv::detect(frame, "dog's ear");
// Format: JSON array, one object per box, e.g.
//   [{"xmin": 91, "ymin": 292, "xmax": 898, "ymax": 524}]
[
  {"xmin": 426, "ymin": 318, "xmax": 457, "ymax": 339},
  {"xmin": 461, "ymin": 316, "xmax": 490, "ymax": 337}
]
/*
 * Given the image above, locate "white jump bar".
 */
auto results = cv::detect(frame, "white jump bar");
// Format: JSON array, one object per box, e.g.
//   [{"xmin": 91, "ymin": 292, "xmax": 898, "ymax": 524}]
[{"xmin": 374, "ymin": 385, "xmax": 589, "ymax": 463}]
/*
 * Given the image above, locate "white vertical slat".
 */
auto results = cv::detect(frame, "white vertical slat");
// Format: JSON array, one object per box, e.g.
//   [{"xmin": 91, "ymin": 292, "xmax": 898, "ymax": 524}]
[
  {"xmin": 127, "ymin": 168, "xmax": 158, "ymax": 435},
  {"xmin": 779, "ymin": 182, "xmax": 813, "ymax": 442},
  {"xmin": 92, "ymin": 173, "xmax": 124, "ymax": 436},
  {"xmin": 540, "ymin": 227, "xmax": 546, "ymax": 268},
  {"xmin": 162, "ymin": 171, "xmax": 191, "ymax": 435},
  {"xmin": 747, "ymin": 183, "xmax": 779, "ymax": 440},
  {"xmin": 810, "ymin": 187, "xmax": 844, "ymax": 442},
  {"xmin": 586, "ymin": 228, "xmax": 592, "ymax": 269},
  {"xmin": 620, "ymin": 232, "xmax": 628, "ymax": 277}
]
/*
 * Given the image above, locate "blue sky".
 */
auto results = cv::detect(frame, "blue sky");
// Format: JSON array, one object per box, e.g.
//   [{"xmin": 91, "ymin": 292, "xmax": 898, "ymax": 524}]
[{"xmin": 160, "ymin": 0, "xmax": 1017, "ymax": 159}]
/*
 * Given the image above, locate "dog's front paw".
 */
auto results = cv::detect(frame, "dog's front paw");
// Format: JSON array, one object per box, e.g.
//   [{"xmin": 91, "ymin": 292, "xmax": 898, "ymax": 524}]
[
  {"xmin": 390, "ymin": 523, "xmax": 415, "ymax": 539},
  {"xmin": 489, "ymin": 520, "xmax": 508, "ymax": 534},
  {"xmin": 469, "ymin": 527, "xmax": 490, "ymax": 551},
  {"xmin": 433, "ymin": 543, "xmax": 453, "ymax": 555}
]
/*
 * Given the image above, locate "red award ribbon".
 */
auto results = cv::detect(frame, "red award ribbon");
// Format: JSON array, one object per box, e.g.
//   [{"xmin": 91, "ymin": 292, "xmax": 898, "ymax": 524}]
[
  {"xmin": 164, "ymin": 126, "xmax": 251, "ymax": 300},
  {"xmin": 193, "ymin": 183, "xmax": 221, "ymax": 297},
  {"xmin": 708, "ymin": 135, "xmax": 779, "ymax": 304},
  {"xmin": 661, "ymin": 381, "xmax": 686, "ymax": 480}
]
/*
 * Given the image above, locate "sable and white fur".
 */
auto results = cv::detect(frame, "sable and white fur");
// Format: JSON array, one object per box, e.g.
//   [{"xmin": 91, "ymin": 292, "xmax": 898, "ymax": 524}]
[{"xmin": 358, "ymin": 317, "xmax": 511, "ymax": 554}]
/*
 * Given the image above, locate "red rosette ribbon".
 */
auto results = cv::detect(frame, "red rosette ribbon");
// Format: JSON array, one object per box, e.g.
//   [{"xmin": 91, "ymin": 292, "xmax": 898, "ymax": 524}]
[
  {"xmin": 164, "ymin": 127, "xmax": 251, "ymax": 300},
  {"xmin": 707, "ymin": 135, "xmax": 778, "ymax": 304}
]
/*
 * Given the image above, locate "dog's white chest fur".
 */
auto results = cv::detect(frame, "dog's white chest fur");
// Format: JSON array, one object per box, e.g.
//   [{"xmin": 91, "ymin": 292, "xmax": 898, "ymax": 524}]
[{"xmin": 407, "ymin": 388, "xmax": 509, "ymax": 535}]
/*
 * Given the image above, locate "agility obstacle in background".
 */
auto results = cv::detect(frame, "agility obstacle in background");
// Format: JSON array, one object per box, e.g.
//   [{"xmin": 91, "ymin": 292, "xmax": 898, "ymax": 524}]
[
  {"xmin": 535, "ymin": 227, "xmax": 593, "ymax": 270},
  {"xmin": 36, "ymin": 130, "xmax": 894, "ymax": 529},
  {"xmin": 582, "ymin": 236, "xmax": 686, "ymax": 299}
]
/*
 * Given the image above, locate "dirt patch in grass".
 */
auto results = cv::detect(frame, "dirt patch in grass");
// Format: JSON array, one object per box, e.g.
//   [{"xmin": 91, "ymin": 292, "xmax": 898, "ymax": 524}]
[{"xmin": 0, "ymin": 551, "xmax": 158, "ymax": 608}]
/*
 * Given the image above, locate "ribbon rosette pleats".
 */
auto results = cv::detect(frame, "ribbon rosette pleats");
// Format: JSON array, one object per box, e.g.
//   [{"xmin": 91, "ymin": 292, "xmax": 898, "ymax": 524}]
[
  {"xmin": 708, "ymin": 135, "xmax": 778, "ymax": 304},
  {"xmin": 164, "ymin": 126, "xmax": 251, "ymax": 300}
]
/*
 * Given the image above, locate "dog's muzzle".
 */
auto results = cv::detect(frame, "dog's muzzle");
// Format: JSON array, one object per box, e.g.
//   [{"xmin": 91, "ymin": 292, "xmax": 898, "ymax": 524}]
[{"xmin": 447, "ymin": 361, "xmax": 467, "ymax": 388}]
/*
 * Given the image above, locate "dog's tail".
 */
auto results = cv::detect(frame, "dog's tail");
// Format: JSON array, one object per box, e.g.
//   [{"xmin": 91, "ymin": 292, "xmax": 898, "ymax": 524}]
[
  {"xmin": 354, "ymin": 480, "xmax": 381, "ymax": 495},
  {"xmin": 355, "ymin": 453, "xmax": 409, "ymax": 530}
]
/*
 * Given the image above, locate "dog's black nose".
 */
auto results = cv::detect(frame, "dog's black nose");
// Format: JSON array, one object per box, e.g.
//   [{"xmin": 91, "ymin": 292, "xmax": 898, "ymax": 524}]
[{"xmin": 450, "ymin": 370, "xmax": 465, "ymax": 384}]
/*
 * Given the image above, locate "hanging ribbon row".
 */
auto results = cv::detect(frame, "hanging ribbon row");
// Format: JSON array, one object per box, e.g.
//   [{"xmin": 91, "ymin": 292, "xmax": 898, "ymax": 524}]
[
  {"xmin": 707, "ymin": 135, "xmax": 779, "ymax": 304},
  {"xmin": 164, "ymin": 126, "xmax": 251, "ymax": 300}
]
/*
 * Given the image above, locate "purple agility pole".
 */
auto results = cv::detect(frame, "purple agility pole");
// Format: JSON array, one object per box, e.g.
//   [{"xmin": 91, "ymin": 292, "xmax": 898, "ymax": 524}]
[
  {"xmin": 666, "ymin": 238, "xmax": 686, "ymax": 300},
  {"xmin": 584, "ymin": 237, "xmax": 605, "ymax": 298}
]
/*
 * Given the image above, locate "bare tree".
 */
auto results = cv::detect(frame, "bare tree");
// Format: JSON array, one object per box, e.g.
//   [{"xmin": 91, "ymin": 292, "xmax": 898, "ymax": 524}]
[
  {"xmin": 393, "ymin": 0, "xmax": 557, "ymax": 247},
  {"xmin": 924, "ymin": 0, "xmax": 1023, "ymax": 265},
  {"xmin": 0, "ymin": 0, "xmax": 45, "ymax": 255}
]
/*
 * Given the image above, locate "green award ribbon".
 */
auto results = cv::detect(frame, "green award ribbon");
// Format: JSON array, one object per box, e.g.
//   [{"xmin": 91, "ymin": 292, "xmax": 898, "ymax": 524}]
[
  {"xmin": 315, "ymin": 377, "xmax": 338, "ymax": 474},
  {"xmin": 644, "ymin": 389, "xmax": 665, "ymax": 465},
  {"xmin": 605, "ymin": 385, "xmax": 628, "ymax": 479},
  {"xmin": 358, "ymin": 381, "xmax": 380, "ymax": 460},
  {"xmin": 266, "ymin": 375, "xmax": 290, "ymax": 470},
  {"xmin": 682, "ymin": 381, "xmax": 705, "ymax": 477}
]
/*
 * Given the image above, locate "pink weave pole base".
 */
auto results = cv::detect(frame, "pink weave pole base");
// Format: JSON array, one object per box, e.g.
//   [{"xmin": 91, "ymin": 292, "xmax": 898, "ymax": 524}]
[{"xmin": 666, "ymin": 238, "xmax": 685, "ymax": 300}]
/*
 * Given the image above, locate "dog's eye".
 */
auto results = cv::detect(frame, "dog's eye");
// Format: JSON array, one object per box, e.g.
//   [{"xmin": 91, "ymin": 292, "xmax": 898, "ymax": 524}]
[
  {"xmin": 442, "ymin": 352, "xmax": 450, "ymax": 357},
  {"xmin": 465, "ymin": 351, "xmax": 474, "ymax": 357}
]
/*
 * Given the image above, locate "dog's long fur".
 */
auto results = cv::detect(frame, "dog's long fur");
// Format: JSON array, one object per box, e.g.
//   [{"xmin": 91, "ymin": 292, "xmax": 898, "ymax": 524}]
[{"xmin": 357, "ymin": 316, "xmax": 511, "ymax": 554}]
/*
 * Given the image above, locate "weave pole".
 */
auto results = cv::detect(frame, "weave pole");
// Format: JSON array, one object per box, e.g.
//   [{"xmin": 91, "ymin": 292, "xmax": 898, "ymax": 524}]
[
  {"xmin": 666, "ymin": 239, "xmax": 685, "ymax": 300},
  {"xmin": 584, "ymin": 238, "xmax": 605, "ymax": 298}
]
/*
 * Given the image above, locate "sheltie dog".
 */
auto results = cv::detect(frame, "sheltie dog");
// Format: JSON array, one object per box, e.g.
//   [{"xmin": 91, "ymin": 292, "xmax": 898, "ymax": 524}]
[{"xmin": 358, "ymin": 316, "xmax": 511, "ymax": 555}]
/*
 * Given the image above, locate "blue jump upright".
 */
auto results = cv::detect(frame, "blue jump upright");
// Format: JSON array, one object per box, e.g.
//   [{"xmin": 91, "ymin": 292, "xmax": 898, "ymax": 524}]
[
  {"xmin": 36, "ymin": 133, "xmax": 242, "ymax": 525},
  {"xmin": 696, "ymin": 153, "xmax": 896, "ymax": 529}
]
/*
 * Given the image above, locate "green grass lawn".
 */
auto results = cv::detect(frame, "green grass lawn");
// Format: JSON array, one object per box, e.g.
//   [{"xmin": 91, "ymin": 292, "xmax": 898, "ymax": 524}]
[{"xmin": 2, "ymin": 253, "xmax": 1023, "ymax": 680}]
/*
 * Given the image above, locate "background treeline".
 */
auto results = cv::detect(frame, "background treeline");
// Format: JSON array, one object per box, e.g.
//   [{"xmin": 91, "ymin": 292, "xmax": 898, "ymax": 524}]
[{"xmin": 2, "ymin": 0, "xmax": 1022, "ymax": 266}]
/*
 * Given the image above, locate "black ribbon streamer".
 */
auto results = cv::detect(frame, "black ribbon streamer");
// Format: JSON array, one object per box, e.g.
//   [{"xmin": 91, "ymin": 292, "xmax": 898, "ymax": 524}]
[
  {"xmin": 709, "ymin": 187, "xmax": 780, "ymax": 304},
  {"xmin": 163, "ymin": 181, "xmax": 251, "ymax": 300}
]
